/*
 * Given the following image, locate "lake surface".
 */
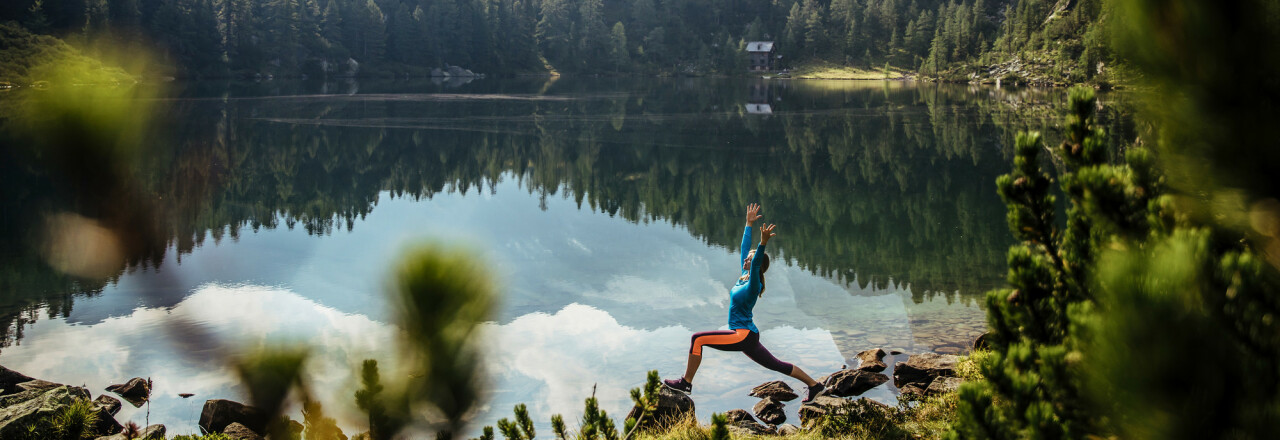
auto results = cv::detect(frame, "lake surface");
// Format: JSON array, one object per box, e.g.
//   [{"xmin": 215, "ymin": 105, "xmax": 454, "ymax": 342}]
[{"xmin": 0, "ymin": 78, "xmax": 1128, "ymax": 436}]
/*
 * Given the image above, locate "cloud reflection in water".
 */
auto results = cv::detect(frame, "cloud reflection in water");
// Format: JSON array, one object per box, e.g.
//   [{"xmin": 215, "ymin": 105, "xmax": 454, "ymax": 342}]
[{"xmin": 1, "ymin": 282, "xmax": 862, "ymax": 436}]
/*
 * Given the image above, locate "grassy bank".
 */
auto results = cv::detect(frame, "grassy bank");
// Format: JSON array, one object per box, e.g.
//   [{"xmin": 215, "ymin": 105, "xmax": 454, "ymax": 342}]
[
  {"xmin": 786, "ymin": 62, "xmax": 904, "ymax": 80},
  {"xmin": 0, "ymin": 23, "xmax": 134, "ymax": 87}
]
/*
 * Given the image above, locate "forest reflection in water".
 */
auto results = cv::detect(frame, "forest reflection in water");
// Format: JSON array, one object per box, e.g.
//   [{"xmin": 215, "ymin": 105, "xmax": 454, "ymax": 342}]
[{"xmin": 0, "ymin": 77, "xmax": 1136, "ymax": 434}]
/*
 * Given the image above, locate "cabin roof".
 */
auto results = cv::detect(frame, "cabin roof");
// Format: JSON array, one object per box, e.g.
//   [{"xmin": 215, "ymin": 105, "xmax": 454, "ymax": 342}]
[{"xmin": 746, "ymin": 41, "xmax": 774, "ymax": 52}]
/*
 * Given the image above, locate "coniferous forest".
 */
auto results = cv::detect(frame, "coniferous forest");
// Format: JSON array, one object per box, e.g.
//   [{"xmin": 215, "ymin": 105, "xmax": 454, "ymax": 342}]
[{"xmin": 1, "ymin": 0, "xmax": 1110, "ymax": 82}]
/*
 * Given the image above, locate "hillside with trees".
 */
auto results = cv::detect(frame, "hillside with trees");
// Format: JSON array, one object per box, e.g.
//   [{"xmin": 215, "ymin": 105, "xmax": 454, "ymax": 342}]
[{"xmin": 1, "ymin": 0, "xmax": 1110, "ymax": 83}]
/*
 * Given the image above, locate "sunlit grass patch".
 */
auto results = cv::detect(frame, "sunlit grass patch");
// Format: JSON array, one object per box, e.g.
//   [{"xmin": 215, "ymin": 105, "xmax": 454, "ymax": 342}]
[
  {"xmin": 788, "ymin": 61, "xmax": 905, "ymax": 80},
  {"xmin": 0, "ymin": 23, "xmax": 134, "ymax": 87}
]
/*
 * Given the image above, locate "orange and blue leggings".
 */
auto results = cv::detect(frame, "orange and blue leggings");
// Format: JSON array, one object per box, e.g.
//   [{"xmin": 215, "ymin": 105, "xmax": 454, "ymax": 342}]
[{"xmin": 689, "ymin": 328, "xmax": 793, "ymax": 375}]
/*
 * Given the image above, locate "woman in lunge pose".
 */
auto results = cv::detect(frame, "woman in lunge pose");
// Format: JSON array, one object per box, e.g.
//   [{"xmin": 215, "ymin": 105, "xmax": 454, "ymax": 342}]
[{"xmin": 663, "ymin": 203, "xmax": 825, "ymax": 403}]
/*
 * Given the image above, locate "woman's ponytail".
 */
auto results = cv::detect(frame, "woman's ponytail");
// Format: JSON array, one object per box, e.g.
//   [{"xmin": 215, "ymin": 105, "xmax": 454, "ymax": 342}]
[{"xmin": 758, "ymin": 252, "xmax": 771, "ymax": 297}]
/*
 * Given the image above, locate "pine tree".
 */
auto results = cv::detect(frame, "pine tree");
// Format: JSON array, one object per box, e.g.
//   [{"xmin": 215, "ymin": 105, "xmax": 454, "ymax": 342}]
[
  {"xmin": 319, "ymin": 0, "xmax": 347, "ymax": 60},
  {"xmin": 536, "ymin": 0, "xmax": 573, "ymax": 65},
  {"xmin": 609, "ymin": 22, "xmax": 629, "ymax": 72},
  {"xmin": 801, "ymin": 0, "xmax": 826, "ymax": 58},
  {"xmin": 947, "ymin": 88, "xmax": 1153, "ymax": 440},
  {"xmin": 24, "ymin": 0, "xmax": 51, "ymax": 33},
  {"xmin": 355, "ymin": 359, "xmax": 387, "ymax": 440},
  {"xmin": 355, "ymin": 0, "xmax": 384, "ymax": 63},
  {"xmin": 630, "ymin": 0, "xmax": 657, "ymax": 37},
  {"xmin": 577, "ymin": 0, "xmax": 608, "ymax": 71}
]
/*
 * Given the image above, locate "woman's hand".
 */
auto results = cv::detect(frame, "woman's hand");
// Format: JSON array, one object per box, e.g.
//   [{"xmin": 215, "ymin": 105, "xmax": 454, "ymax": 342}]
[
  {"xmin": 760, "ymin": 223, "xmax": 777, "ymax": 245},
  {"xmin": 746, "ymin": 203, "xmax": 763, "ymax": 226}
]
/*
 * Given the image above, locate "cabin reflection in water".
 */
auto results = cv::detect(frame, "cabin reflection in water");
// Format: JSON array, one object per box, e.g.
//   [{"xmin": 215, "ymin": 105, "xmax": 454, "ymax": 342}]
[{"xmin": 746, "ymin": 80, "xmax": 784, "ymax": 115}]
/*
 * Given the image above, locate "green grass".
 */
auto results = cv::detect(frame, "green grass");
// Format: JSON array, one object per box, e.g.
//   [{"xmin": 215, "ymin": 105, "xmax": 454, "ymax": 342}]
[
  {"xmin": 13, "ymin": 398, "xmax": 99, "ymax": 440},
  {"xmin": 172, "ymin": 434, "xmax": 235, "ymax": 440},
  {"xmin": 787, "ymin": 61, "xmax": 906, "ymax": 80},
  {"xmin": 0, "ymin": 22, "xmax": 133, "ymax": 86}
]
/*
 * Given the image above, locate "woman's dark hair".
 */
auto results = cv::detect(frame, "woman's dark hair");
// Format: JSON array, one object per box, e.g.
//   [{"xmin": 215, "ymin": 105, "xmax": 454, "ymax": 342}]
[{"xmin": 758, "ymin": 251, "xmax": 770, "ymax": 297}]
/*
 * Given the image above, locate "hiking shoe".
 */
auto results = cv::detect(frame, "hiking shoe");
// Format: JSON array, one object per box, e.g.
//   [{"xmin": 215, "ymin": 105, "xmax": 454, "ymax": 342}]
[
  {"xmin": 802, "ymin": 382, "xmax": 825, "ymax": 404},
  {"xmin": 663, "ymin": 377, "xmax": 692, "ymax": 393}
]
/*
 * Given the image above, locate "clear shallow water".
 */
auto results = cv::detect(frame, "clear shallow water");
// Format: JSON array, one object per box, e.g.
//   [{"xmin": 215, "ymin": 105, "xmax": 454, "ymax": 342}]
[{"xmin": 0, "ymin": 78, "xmax": 1124, "ymax": 436}]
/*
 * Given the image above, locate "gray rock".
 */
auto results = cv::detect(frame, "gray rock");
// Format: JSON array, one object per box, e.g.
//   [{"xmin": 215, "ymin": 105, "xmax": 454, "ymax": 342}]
[
  {"xmin": 855, "ymin": 348, "xmax": 888, "ymax": 372},
  {"xmin": 105, "ymin": 378, "xmax": 150, "ymax": 406},
  {"xmin": 722, "ymin": 409, "xmax": 754, "ymax": 424},
  {"xmin": 94, "ymin": 395, "xmax": 122, "ymax": 416},
  {"xmin": 625, "ymin": 386, "xmax": 694, "ymax": 431},
  {"xmin": 199, "ymin": 399, "xmax": 270, "ymax": 434},
  {"xmin": 752, "ymin": 397, "xmax": 786, "ymax": 425},
  {"xmin": 0, "ymin": 366, "xmax": 36, "ymax": 395},
  {"xmin": 727, "ymin": 423, "xmax": 775, "ymax": 436},
  {"xmin": 0, "ymin": 385, "xmax": 92, "ymax": 438},
  {"xmin": 893, "ymin": 353, "xmax": 959, "ymax": 388},
  {"xmin": 223, "ymin": 422, "xmax": 265, "ymax": 440},
  {"xmin": 926, "ymin": 376, "xmax": 964, "ymax": 396},
  {"xmin": 777, "ymin": 423, "xmax": 800, "ymax": 435},
  {"xmin": 824, "ymin": 369, "xmax": 889, "ymax": 397},
  {"xmin": 899, "ymin": 383, "xmax": 927, "ymax": 396},
  {"xmin": 749, "ymin": 380, "xmax": 798, "ymax": 402},
  {"xmin": 721, "ymin": 409, "xmax": 773, "ymax": 435},
  {"xmin": 722, "ymin": 411, "xmax": 775, "ymax": 437},
  {"xmin": 797, "ymin": 396, "xmax": 848, "ymax": 428},
  {"xmin": 139, "ymin": 424, "xmax": 166, "ymax": 439},
  {"xmin": 17, "ymin": 379, "xmax": 61, "ymax": 393},
  {"xmin": 92, "ymin": 407, "xmax": 123, "ymax": 436},
  {"xmin": 798, "ymin": 396, "xmax": 891, "ymax": 430}
]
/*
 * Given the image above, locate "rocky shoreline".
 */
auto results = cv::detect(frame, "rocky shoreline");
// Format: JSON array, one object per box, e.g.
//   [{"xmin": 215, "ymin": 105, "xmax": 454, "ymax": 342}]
[
  {"xmin": 0, "ymin": 344, "xmax": 974, "ymax": 439},
  {"xmin": 616, "ymin": 346, "xmax": 972, "ymax": 438},
  {"xmin": 0, "ymin": 365, "xmax": 292, "ymax": 440}
]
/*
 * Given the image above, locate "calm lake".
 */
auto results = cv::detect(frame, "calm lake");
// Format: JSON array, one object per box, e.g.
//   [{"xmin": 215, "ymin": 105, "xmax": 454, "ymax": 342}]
[{"xmin": 0, "ymin": 78, "xmax": 1130, "ymax": 436}]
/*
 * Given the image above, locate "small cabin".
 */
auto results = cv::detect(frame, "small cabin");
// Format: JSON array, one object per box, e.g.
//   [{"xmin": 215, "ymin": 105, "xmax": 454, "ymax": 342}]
[{"xmin": 745, "ymin": 41, "xmax": 776, "ymax": 72}]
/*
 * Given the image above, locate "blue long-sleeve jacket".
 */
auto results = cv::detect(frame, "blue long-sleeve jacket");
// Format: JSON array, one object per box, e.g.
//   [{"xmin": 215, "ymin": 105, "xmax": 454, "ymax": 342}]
[{"xmin": 728, "ymin": 226, "xmax": 766, "ymax": 333}]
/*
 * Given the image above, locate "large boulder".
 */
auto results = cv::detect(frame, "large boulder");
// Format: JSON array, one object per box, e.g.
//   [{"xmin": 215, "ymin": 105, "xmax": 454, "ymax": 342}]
[
  {"xmin": 899, "ymin": 383, "xmax": 927, "ymax": 396},
  {"xmin": 90, "ymin": 394, "xmax": 124, "ymax": 436},
  {"xmin": 94, "ymin": 395, "xmax": 122, "ymax": 416},
  {"xmin": 797, "ymin": 396, "xmax": 847, "ymax": 428},
  {"xmin": 139, "ymin": 424, "xmax": 166, "ymax": 439},
  {"xmin": 720, "ymin": 408, "xmax": 774, "ymax": 434},
  {"xmin": 752, "ymin": 397, "xmax": 786, "ymax": 425},
  {"xmin": 199, "ymin": 399, "xmax": 270, "ymax": 434},
  {"xmin": 106, "ymin": 378, "xmax": 150, "ymax": 406},
  {"xmin": 0, "ymin": 385, "xmax": 93, "ymax": 438},
  {"xmin": 625, "ymin": 386, "xmax": 695, "ymax": 431},
  {"xmin": 893, "ymin": 353, "xmax": 959, "ymax": 388},
  {"xmin": 18, "ymin": 379, "xmax": 61, "ymax": 393},
  {"xmin": 797, "ymin": 396, "xmax": 892, "ymax": 430},
  {"xmin": 854, "ymin": 348, "xmax": 888, "ymax": 372},
  {"xmin": 777, "ymin": 423, "xmax": 800, "ymax": 435},
  {"xmin": 748, "ymin": 380, "xmax": 798, "ymax": 402},
  {"xmin": 223, "ymin": 422, "xmax": 265, "ymax": 440},
  {"xmin": 727, "ymin": 422, "xmax": 775, "ymax": 436},
  {"xmin": 722, "ymin": 409, "xmax": 754, "ymax": 424},
  {"xmin": 95, "ymin": 424, "xmax": 161, "ymax": 440},
  {"xmin": 0, "ymin": 366, "xmax": 36, "ymax": 395},
  {"xmin": 926, "ymin": 376, "xmax": 963, "ymax": 396},
  {"xmin": 824, "ymin": 369, "xmax": 889, "ymax": 397}
]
